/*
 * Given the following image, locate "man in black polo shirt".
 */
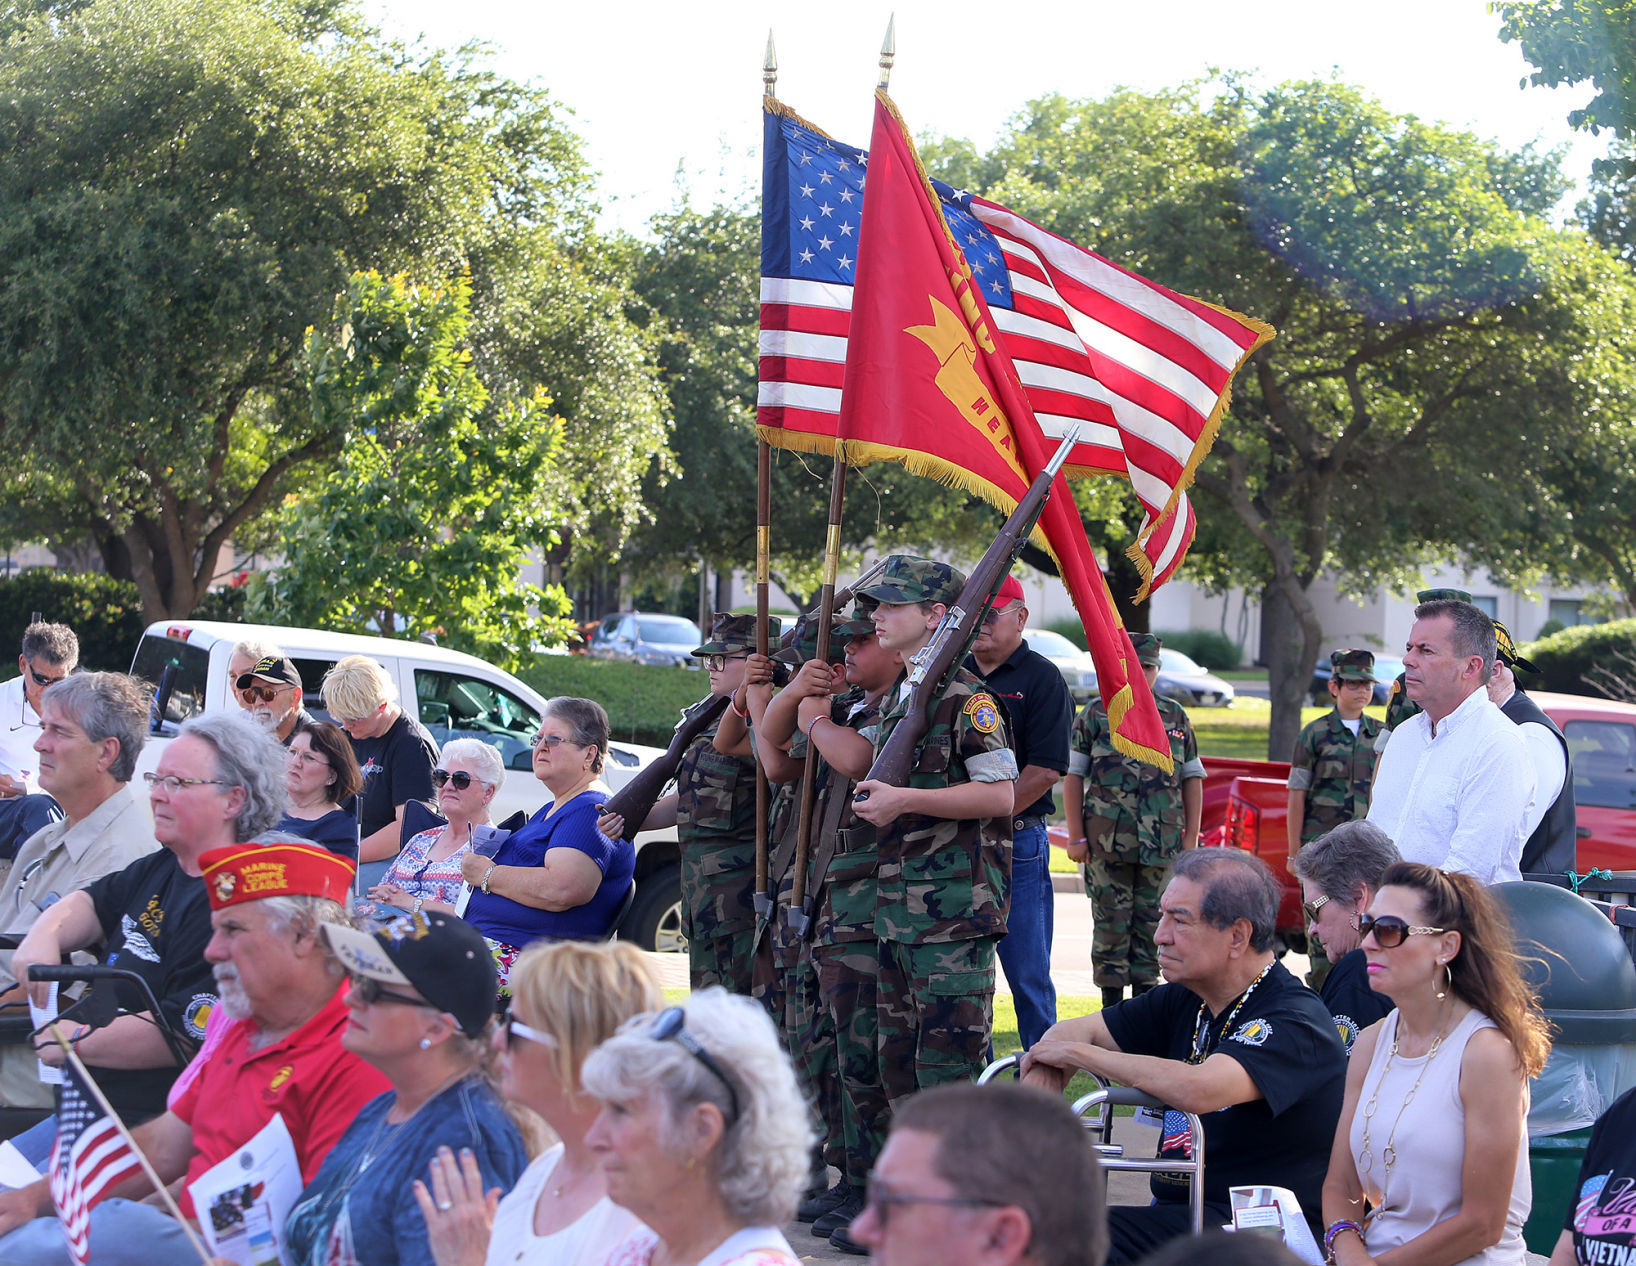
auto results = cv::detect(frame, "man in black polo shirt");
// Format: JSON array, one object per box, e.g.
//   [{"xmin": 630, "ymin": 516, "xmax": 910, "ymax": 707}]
[
  {"xmin": 1022, "ymin": 848, "xmax": 1345, "ymax": 1263},
  {"xmin": 967, "ymin": 572, "xmax": 1072, "ymax": 1050}
]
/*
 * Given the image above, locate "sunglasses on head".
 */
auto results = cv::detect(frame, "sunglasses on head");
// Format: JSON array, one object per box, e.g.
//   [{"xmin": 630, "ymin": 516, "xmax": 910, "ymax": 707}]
[
  {"xmin": 650, "ymin": 1005, "xmax": 741, "ymax": 1123},
  {"xmin": 703, "ymin": 653, "xmax": 747, "ymax": 673},
  {"xmin": 1357, "ymin": 912, "xmax": 1447, "ymax": 949},
  {"xmin": 505, "ymin": 1016, "xmax": 557, "ymax": 1050},
  {"xmin": 237, "ymin": 683, "xmax": 287, "ymax": 704},
  {"xmin": 347, "ymin": 973, "xmax": 437, "ymax": 1010},
  {"xmin": 432, "ymin": 768, "xmax": 483, "ymax": 790}
]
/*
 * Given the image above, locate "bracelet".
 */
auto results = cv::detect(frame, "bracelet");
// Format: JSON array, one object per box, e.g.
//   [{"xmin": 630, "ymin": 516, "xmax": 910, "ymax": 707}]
[
  {"xmin": 806, "ymin": 713, "xmax": 829, "ymax": 739},
  {"xmin": 411, "ymin": 896, "xmax": 424, "ymax": 915},
  {"xmin": 1323, "ymin": 1220, "xmax": 1362, "ymax": 1262},
  {"xmin": 481, "ymin": 862, "xmax": 497, "ymax": 895},
  {"xmin": 730, "ymin": 692, "xmax": 749, "ymax": 720}
]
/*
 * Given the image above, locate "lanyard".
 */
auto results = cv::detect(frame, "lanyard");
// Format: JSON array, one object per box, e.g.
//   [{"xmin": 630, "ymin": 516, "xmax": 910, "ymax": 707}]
[{"xmin": 1188, "ymin": 962, "xmax": 1272, "ymax": 1064}]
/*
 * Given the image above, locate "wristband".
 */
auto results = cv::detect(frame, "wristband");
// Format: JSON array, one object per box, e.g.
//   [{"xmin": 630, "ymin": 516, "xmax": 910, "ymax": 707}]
[
  {"xmin": 730, "ymin": 692, "xmax": 749, "ymax": 720},
  {"xmin": 1323, "ymin": 1220, "xmax": 1362, "ymax": 1262},
  {"xmin": 481, "ymin": 862, "xmax": 497, "ymax": 895},
  {"xmin": 806, "ymin": 714, "xmax": 828, "ymax": 739}
]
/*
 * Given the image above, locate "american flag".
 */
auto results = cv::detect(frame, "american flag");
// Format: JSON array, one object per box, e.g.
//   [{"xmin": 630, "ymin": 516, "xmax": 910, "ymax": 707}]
[
  {"xmin": 1160, "ymin": 1108, "xmax": 1194, "ymax": 1156},
  {"xmin": 758, "ymin": 102, "xmax": 1272, "ymax": 598},
  {"xmin": 50, "ymin": 1058, "xmax": 142, "ymax": 1265}
]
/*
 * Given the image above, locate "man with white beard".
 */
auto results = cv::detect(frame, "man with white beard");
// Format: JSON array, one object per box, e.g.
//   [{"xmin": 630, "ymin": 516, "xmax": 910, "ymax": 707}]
[
  {"xmin": 0, "ymin": 838, "xmax": 388, "ymax": 1263},
  {"xmin": 228, "ymin": 646, "xmax": 313, "ymax": 745}
]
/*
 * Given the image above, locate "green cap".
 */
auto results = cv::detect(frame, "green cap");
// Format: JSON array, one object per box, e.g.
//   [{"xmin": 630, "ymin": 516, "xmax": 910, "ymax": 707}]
[
  {"xmin": 1129, "ymin": 631, "xmax": 1163, "ymax": 667},
  {"xmin": 1493, "ymin": 621, "xmax": 1541, "ymax": 676},
  {"xmin": 857, "ymin": 555, "xmax": 967, "ymax": 606},
  {"xmin": 772, "ymin": 613, "xmax": 854, "ymax": 668},
  {"xmin": 1330, "ymin": 649, "xmax": 1377, "ymax": 683},
  {"xmin": 692, "ymin": 612, "xmax": 781, "ymax": 658},
  {"xmin": 1416, "ymin": 587, "xmax": 1472, "ymax": 604}
]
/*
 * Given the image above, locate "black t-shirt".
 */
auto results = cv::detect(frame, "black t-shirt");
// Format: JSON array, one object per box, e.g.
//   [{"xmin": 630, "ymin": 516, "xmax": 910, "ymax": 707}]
[
  {"xmin": 1102, "ymin": 960, "xmax": 1346, "ymax": 1220},
  {"xmin": 1563, "ymin": 1085, "xmax": 1636, "ymax": 1261},
  {"xmin": 351, "ymin": 712, "xmax": 439, "ymax": 840},
  {"xmin": 82, "ymin": 849, "xmax": 218, "ymax": 1118},
  {"xmin": 1318, "ymin": 948, "xmax": 1395, "ymax": 1056},
  {"xmin": 966, "ymin": 640, "xmax": 1071, "ymax": 817}
]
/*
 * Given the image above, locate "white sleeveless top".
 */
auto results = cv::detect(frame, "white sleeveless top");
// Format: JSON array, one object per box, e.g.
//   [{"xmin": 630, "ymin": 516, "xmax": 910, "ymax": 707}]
[{"xmin": 1348, "ymin": 1007, "xmax": 1530, "ymax": 1266}]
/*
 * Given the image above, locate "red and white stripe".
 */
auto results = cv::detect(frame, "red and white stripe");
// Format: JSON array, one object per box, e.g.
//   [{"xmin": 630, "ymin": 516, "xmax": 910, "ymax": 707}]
[{"xmin": 51, "ymin": 1111, "xmax": 141, "ymax": 1263}]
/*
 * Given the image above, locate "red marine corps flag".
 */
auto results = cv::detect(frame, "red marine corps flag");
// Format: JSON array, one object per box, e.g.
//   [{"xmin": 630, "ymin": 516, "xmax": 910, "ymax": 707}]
[{"xmin": 837, "ymin": 90, "xmax": 1174, "ymax": 765}]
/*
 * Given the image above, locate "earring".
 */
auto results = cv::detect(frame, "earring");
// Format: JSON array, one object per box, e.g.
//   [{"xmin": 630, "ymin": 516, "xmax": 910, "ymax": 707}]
[
  {"xmin": 419, "ymin": 1037, "xmax": 432, "ymax": 1051},
  {"xmin": 1434, "ymin": 960, "xmax": 1449, "ymax": 1001}
]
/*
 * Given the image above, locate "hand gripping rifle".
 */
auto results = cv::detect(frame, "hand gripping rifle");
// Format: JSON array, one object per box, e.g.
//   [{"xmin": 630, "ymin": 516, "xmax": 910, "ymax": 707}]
[
  {"xmin": 600, "ymin": 559, "xmax": 890, "ymax": 845},
  {"xmin": 856, "ymin": 428, "xmax": 1080, "ymax": 799}
]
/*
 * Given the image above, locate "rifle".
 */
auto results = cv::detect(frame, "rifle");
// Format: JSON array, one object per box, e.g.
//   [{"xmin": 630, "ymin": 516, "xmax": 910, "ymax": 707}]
[
  {"xmin": 857, "ymin": 428, "xmax": 1080, "ymax": 797},
  {"xmin": 602, "ymin": 559, "xmax": 890, "ymax": 844}
]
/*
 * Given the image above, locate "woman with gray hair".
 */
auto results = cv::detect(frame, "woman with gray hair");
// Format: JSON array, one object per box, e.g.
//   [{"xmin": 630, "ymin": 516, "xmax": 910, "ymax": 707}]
[
  {"xmin": 461, "ymin": 698, "xmax": 635, "ymax": 989},
  {"xmin": 583, "ymin": 988, "xmax": 811, "ymax": 1266}
]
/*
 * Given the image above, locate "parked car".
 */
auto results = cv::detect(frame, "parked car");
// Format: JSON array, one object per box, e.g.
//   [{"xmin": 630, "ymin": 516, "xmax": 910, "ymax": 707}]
[
  {"xmin": 1153, "ymin": 647, "xmax": 1235, "ymax": 707},
  {"xmin": 586, "ymin": 612, "xmax": 702, "ymax": 668},
  {"xmin": 1309, "ymin": 652, "xmax": 1405, "ymax": 706},
  {"xmin": 130, "ymin": 620, "xmax": 686, "ymax": 952},
  {"xmin": 1212, "ymin": 690, "xmax": 1636, "ymax": 941},
  {"xmin": 1022, "ymin": 628, "xmax": 1100, "ymax": 706}
]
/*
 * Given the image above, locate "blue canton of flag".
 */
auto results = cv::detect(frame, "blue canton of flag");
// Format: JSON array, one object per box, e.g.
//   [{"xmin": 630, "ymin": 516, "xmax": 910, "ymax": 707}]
[{"xmin": 931, "ymin": 180, "xmax": 1013, "ymax": 308}]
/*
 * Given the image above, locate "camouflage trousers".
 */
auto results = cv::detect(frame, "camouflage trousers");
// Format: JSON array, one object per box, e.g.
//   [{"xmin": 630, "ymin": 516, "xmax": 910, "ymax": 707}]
[
  {"xmin": 689, "ymin": 925, "xmax": 755, "ymax": 995},
  {"xmin": 750, "ymin": 916, "xmax": 844, "ymax": 1176},
  {"xmin": 1085, "ymin": 857, "xmax": 1170, "ymax": 988},
  {"xmin": 1306, "ymin": 939, "xmax": 1332, "ymax": 990},
  {"xmin": 876, "ymin": 937, "xmax": 997, "ymax": 1109},
  {"xmin": 815, "ymin": 939, "xmax": 886, "ymax": 1186}
]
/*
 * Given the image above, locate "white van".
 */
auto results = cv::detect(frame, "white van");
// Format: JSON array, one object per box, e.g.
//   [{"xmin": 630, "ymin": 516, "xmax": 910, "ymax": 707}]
[{"xmin": 128, "ymin": 620, "xmax": 686, "ymax": 951}]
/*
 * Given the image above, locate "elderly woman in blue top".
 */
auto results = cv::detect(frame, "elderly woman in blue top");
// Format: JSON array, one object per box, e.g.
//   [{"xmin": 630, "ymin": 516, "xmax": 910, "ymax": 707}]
[{"xmin": 461, "ymin": 697, "xmax": 635, "ymax": 988}]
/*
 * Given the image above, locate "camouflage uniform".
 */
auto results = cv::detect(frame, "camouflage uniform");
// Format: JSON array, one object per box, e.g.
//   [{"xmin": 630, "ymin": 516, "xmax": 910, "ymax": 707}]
[
  {"xmin": 1071, "ymin": 662, "xmax": 1200, "ymax": 990},
  {"xmin": 860, "ymin": 554, "xmax": 1016, "ymax": 1107},
  {"xmin": 1289, "ymin": 713, "xmax": 1381, "ymax": 844}
]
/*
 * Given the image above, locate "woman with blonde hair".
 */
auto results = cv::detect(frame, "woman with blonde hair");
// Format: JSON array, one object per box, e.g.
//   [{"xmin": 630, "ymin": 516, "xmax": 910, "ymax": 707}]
[
  {"xmin": 416, "ymin": 940, "xmax": 663, "ymax": 1266},
  {"xmin": 1321, "ymin": 862, "xmax": 1551, "ymax": 1266}
]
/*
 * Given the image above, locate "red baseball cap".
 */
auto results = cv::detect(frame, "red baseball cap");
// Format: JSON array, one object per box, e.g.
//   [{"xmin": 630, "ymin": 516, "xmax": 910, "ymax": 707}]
[{"xmin": 995, "ymin": 574, "xmax": 1026, "ymax": 607}]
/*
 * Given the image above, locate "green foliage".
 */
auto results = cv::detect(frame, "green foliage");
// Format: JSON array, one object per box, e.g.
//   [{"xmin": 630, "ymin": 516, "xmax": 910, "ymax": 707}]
[
  {"xmin": 1537, "ymin": 618, "xmax": 1569, "ymax": 639},
  {"xmin": 1496, "ymin": 0, "xmax": 1636, "ymax": 142},
  {"xmin": 1521, "ymin": 618, "xmax": 1636, "ymax": 696},
  {"xmin": 1156, "ymin": 629, "xmax": 1243, "ymax": 670},
  {"xmin": 0, "ymin": 571, "xmax": 146, "ymax": 672},
  {"xmin": 515, "ymin": 656, "xmax": 706, "ymax": 747},
  {"xmin": 253, "ymin": 271, "xmax": 575, "ymax": 671}
]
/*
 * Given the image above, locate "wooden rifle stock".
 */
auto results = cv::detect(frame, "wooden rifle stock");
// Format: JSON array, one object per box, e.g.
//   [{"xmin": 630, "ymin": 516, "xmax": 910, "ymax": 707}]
[{"xmin": 602, "ymin": 693, "xmax": 730, "ymax": 841}]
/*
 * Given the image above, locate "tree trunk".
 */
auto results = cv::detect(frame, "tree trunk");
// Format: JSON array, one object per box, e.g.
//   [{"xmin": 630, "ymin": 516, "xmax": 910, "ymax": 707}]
[{"xmin": 1261, "ymin": 576, "xmax": 1324, "ymax": 761}]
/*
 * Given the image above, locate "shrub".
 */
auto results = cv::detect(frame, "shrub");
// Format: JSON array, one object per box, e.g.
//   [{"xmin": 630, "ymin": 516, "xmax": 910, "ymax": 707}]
[
  {"xmin": 1045, "ymin": 618, "xmax": 1088, "ymax": 649},
  {"xmin": 517, "ymin": 656, "xmax": 709, "ymax": 746},
  {"xmin": 1535, "ymin": 618, "xmax": 1566, "ymax": 640},
  {"xmin": 0, "ymin": 571, "xmax": 147, "ymax": 673},
  {"xmin": 1522, "ymin": 619, "xmax": 1636, "ymax": 699},
  {"xmin": 1156, "ymin": 628, "xmax": 1243, "ymax": 670}
]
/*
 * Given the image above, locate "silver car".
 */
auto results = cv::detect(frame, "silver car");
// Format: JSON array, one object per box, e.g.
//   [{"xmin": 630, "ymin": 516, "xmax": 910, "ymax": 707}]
[
  {"xmin": 1024, "ymin": 628, "xmax": 1101, "ymax": 706},
  {"xmin": 587, "ymin": 612, "xmax": 703, "ymax": 668}
]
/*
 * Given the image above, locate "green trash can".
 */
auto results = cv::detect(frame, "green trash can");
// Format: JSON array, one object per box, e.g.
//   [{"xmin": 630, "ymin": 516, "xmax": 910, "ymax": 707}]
[{"xmin": 1496, "ymin": 881, "xmax": 1636, "ymax": 1255}]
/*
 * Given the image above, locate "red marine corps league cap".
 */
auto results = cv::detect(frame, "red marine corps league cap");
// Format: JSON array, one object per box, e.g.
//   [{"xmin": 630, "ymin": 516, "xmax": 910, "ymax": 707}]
[{"xmin": 200, "ymin": 841, "xmax": 357, "ymax": 910}]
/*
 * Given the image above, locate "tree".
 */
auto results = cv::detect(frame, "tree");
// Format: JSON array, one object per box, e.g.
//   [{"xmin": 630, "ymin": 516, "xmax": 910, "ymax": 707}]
[
  {"xmin": 0, "ymin": 0, "xmax": 650, "ymax": 621},
  {"xmin": 1496, "ymin": 1, "xmax": 1636, "ymax": 143},
  {"xmin": 253, "ymin": 270, "xmax": 573, "ymax": 667},
  {"xmin": 924, "ymin": 80, "xmax": 1636, "ymax": 756}
]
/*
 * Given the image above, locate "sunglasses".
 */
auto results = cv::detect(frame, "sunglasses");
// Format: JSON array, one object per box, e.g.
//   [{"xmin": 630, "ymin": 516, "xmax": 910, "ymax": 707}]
[
  {"xmin": 505, "ymin": 1017, "xmax": 557, "ymax": 1050},
  {"xmin": 703, "ymin": 654, "xmax": 748, "ymax": 672},
  {"xmin": 1357, "ymin": 913, "xmax": 1447, "ymax": 949},
  {"xmin": 980, "ymin": 603, "xmax": 1023, "ymax": 626},
  {"xmin": 532, "ymin": 732, "xmax": 576, "ymax": 750},
  {"xmin": 237, "ymin": 684, "xmax": 288, "ymax": 704},
  {"xmin": 650, "ymin": 1006, "xmax": 740, "ymax": 1122},
  {"xmin": 432, "ymin": 768, "xmax": 484, "ymax": 790},
  {"xmin": 1302, "ymin": 893, "xmax": 1330, "ymax": 924},
  {"xmin": 863, "ymin": 1176, "xmax": 1005, "ymax": 1229},
  {"xmin": 28, "ymin": 666, "xmax": 68, "ymax": 689},
  {"xmin": 347, "ymin": 973, "xmax": 437, "ymax": 1010}
]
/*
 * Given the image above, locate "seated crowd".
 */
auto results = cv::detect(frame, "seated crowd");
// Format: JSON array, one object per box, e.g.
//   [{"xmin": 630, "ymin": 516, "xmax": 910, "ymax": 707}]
[{"xmin": 0, "ymin": 638, "xmax": 1624, "ymax": 1266}]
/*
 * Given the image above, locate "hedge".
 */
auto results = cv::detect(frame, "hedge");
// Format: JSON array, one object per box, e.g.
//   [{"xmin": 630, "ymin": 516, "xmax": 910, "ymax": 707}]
[
  {"xmin": 1156, "ymin": 628, "xmax": 1243, "ymax": 670},
  {"xmin": 517, "ymin": 656, "xmax": 710, "ymax": 747},
  {"xmin": 1520, "ymin": 619, "xmax": 1636, "ymax": 699},
  {"xmin": 0, "ymin": 572, "xmax": 147, "ymax": 673}
]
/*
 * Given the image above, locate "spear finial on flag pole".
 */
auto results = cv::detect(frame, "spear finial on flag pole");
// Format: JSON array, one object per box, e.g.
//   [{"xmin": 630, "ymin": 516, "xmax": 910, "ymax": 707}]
[
  {"xmin": 878, "ymin": 15, "xmax": 895, "ymax": 89},
  {"xmin": 763, "ymin": 30, "xmax": 777, "ymax": 98}
]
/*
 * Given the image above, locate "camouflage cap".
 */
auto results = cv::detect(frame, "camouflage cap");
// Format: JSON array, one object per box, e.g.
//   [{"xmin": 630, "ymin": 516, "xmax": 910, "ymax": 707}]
[
  {"xmin": 692, "ymin": 613, "xmax": 782, "ymax": 658},
  {"xmin": 1330, "ymin": 648, "xmax": 1377, "ymax": 683},
  {"xmin": 1416, "ymin": 587, "xmax": 1472, "ymax": 604},
  {"xmin": 772, "ymin": 612, "xmax": 854, "ymax": 668},
  {"xmin": 1493, "ymin": 620, "xmax": 1541, "ymax": 676},
  {"xmin": 1129, "ymin": 631, "xmax": 1163, "ymax": 667},
  {"xmin": 857, "ymin": 555, "xmax": 966, "ymax": 606}
]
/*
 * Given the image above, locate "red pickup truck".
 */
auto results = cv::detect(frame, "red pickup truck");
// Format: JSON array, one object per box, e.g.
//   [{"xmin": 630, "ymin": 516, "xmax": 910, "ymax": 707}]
[{"xmin": 1214, "ymin": 692, "xmax": 1636, "ymax": 940}]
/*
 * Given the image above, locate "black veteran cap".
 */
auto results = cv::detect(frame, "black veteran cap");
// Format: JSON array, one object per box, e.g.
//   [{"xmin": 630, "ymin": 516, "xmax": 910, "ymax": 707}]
[
  {"xmin": 1330, "ymin": 649, "xmax": 1377, "ymax": 683},
  {"xmin": 323, "ymin": 912, "xmax": 496, "ymax": 1038},
  {"xmin": 1493, "ymin": 620, "xmax": 1541, "ymax": 676},
  {"xmin": 236, "ymin": 654, "xmax": 301, "ymax": 692},
  {"xmin": 1417, "ymin": 587, "xmax": 1472, "ymax": 604},
  {"xmin": 857, "ymin": 555, "xmax": 966, "ymax": 607},
  {"xmin": 693, "ymin": 613, "xmax": 781, "ymax": 658},
  {"xmin": 1129, "ymin": 631, "xmax": 1163, "ymax": 668}
]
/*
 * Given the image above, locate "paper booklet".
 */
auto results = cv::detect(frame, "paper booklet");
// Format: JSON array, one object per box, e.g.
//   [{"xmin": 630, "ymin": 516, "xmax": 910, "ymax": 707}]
[{"xmin": 188, "ymin": 1112, "xmax": 303, "ymax": 1266}]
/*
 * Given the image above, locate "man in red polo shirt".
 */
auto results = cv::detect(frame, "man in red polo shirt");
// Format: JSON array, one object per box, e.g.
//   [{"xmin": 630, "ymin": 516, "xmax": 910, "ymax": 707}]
[{"xmin": 0, "ymin": 839, "xmax": 390, "ymax": 1264}]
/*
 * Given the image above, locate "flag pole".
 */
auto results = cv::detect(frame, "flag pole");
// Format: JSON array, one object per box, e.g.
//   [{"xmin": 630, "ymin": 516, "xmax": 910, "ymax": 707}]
[
  {"xmin": 752, "ymin": 29, "xmax": 778, "ymax": 928},
  {"xmin": 878, "ymin": 15, "xmax": 895, "ymax": 89},
  {"xmin": 48, "ymin": 1025, "xmax": 213, "ymax": 1265}
]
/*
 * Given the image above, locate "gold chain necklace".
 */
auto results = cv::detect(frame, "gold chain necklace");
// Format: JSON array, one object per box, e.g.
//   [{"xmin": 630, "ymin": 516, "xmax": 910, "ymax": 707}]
[{"xmin": 1357, "ymin": 1012, "xmax": 1454, "ymax": 1220}]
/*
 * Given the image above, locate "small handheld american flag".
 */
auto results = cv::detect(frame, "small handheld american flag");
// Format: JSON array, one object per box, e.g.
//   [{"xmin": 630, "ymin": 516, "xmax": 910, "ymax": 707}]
[{"xmin": 49, "ymin": 1057, "xmax": 142, "ymax": 1265}]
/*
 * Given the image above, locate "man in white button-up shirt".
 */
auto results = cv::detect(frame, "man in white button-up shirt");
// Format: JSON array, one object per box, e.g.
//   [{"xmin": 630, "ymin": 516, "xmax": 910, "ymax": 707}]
[{"xmin": 1367, "ymin": 599, "xmax": 1535, "ymax": 884}]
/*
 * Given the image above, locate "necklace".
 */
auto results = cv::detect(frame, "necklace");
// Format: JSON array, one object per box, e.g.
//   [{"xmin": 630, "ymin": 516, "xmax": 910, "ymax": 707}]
[
  {"xmin": 1188, "ymin": 962, "xmax": 1273, "ymax": 1064},
  {"xmin": 1357, "ymin": 1010, "xmax": 1456, "ymax": 1221}
]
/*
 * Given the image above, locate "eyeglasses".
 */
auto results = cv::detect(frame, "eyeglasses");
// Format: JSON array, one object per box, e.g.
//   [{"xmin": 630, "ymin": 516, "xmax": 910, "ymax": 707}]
[
  {"xmin": 863, "ymin": 1176, "xmax": 1006, "ymax": 1228},
  {"xmin": 505, "ymin": 1017, "xmax": 557, "ymax": 1050},
  {"xmin": 432, "ymin": 768, "xmax": 485, "ymax": 790},
  {"xmin": 143, "ymin": 773, "xmax": 231, "ymax": 794},
  {"xmin": 287, "ymin": 748, "xmax": 330, "ymax": 768},
  {"xmin": 980, "ymin": 603, "xmax": 1023, "ymax": 626},
  {"xmin": 347, "ymin": 973, "xmax": 437, "ymax": 1010},
  {"xmin": 702, "ymin": 654, "xmax": 748, "ymax": 672},
  {"xmin": 1357, "ymin": 913, "xmax": 1447, "ymax": 949},
  {"xmin": 532, "ymin": 732, "xmax": 576, "ymax": 750},
  {"xmin": 1302, "ymin": 893, "xmax": 1330, "ymax": 924},
  {"xmin": 649, "ymin": 1006, "xmax": 740, "ymax": 1122},
  {"xmin": 27, "ymin": 663, "xmax": 69, "ymax": 690},
  {"xmin": 237, "ymin": 684, "xmax": 288, "ymax": 704}
]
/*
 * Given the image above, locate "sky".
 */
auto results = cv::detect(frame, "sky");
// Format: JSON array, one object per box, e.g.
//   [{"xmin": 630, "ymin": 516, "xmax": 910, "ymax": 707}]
[{"xmin": 366, "ymin": 0, "xmax": 1604, "ymax": 238}]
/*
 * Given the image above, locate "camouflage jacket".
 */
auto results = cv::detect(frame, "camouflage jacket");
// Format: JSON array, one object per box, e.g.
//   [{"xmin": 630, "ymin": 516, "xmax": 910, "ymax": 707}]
[
  {"xmin": 810, "ymin": 687, "xmax": 882, "ymax": 946},
  {"xmin": 1070, "ymin": 693, "xmax": 1198, "ymax": 866},
  {"xmin": 676, "ymin": 725, "xmax": 758, "ymax": 936},
  {"xmin": 1288, "ymin": 709, "xmax": 1382, "ymax": 843},
  {"xmin": 870, "ymin": 667, "xmax": 1015, "ymax": 945},
  {"xmin": 1383, "ymin": 673, "xmax": 1420, "ymax": 733}
]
